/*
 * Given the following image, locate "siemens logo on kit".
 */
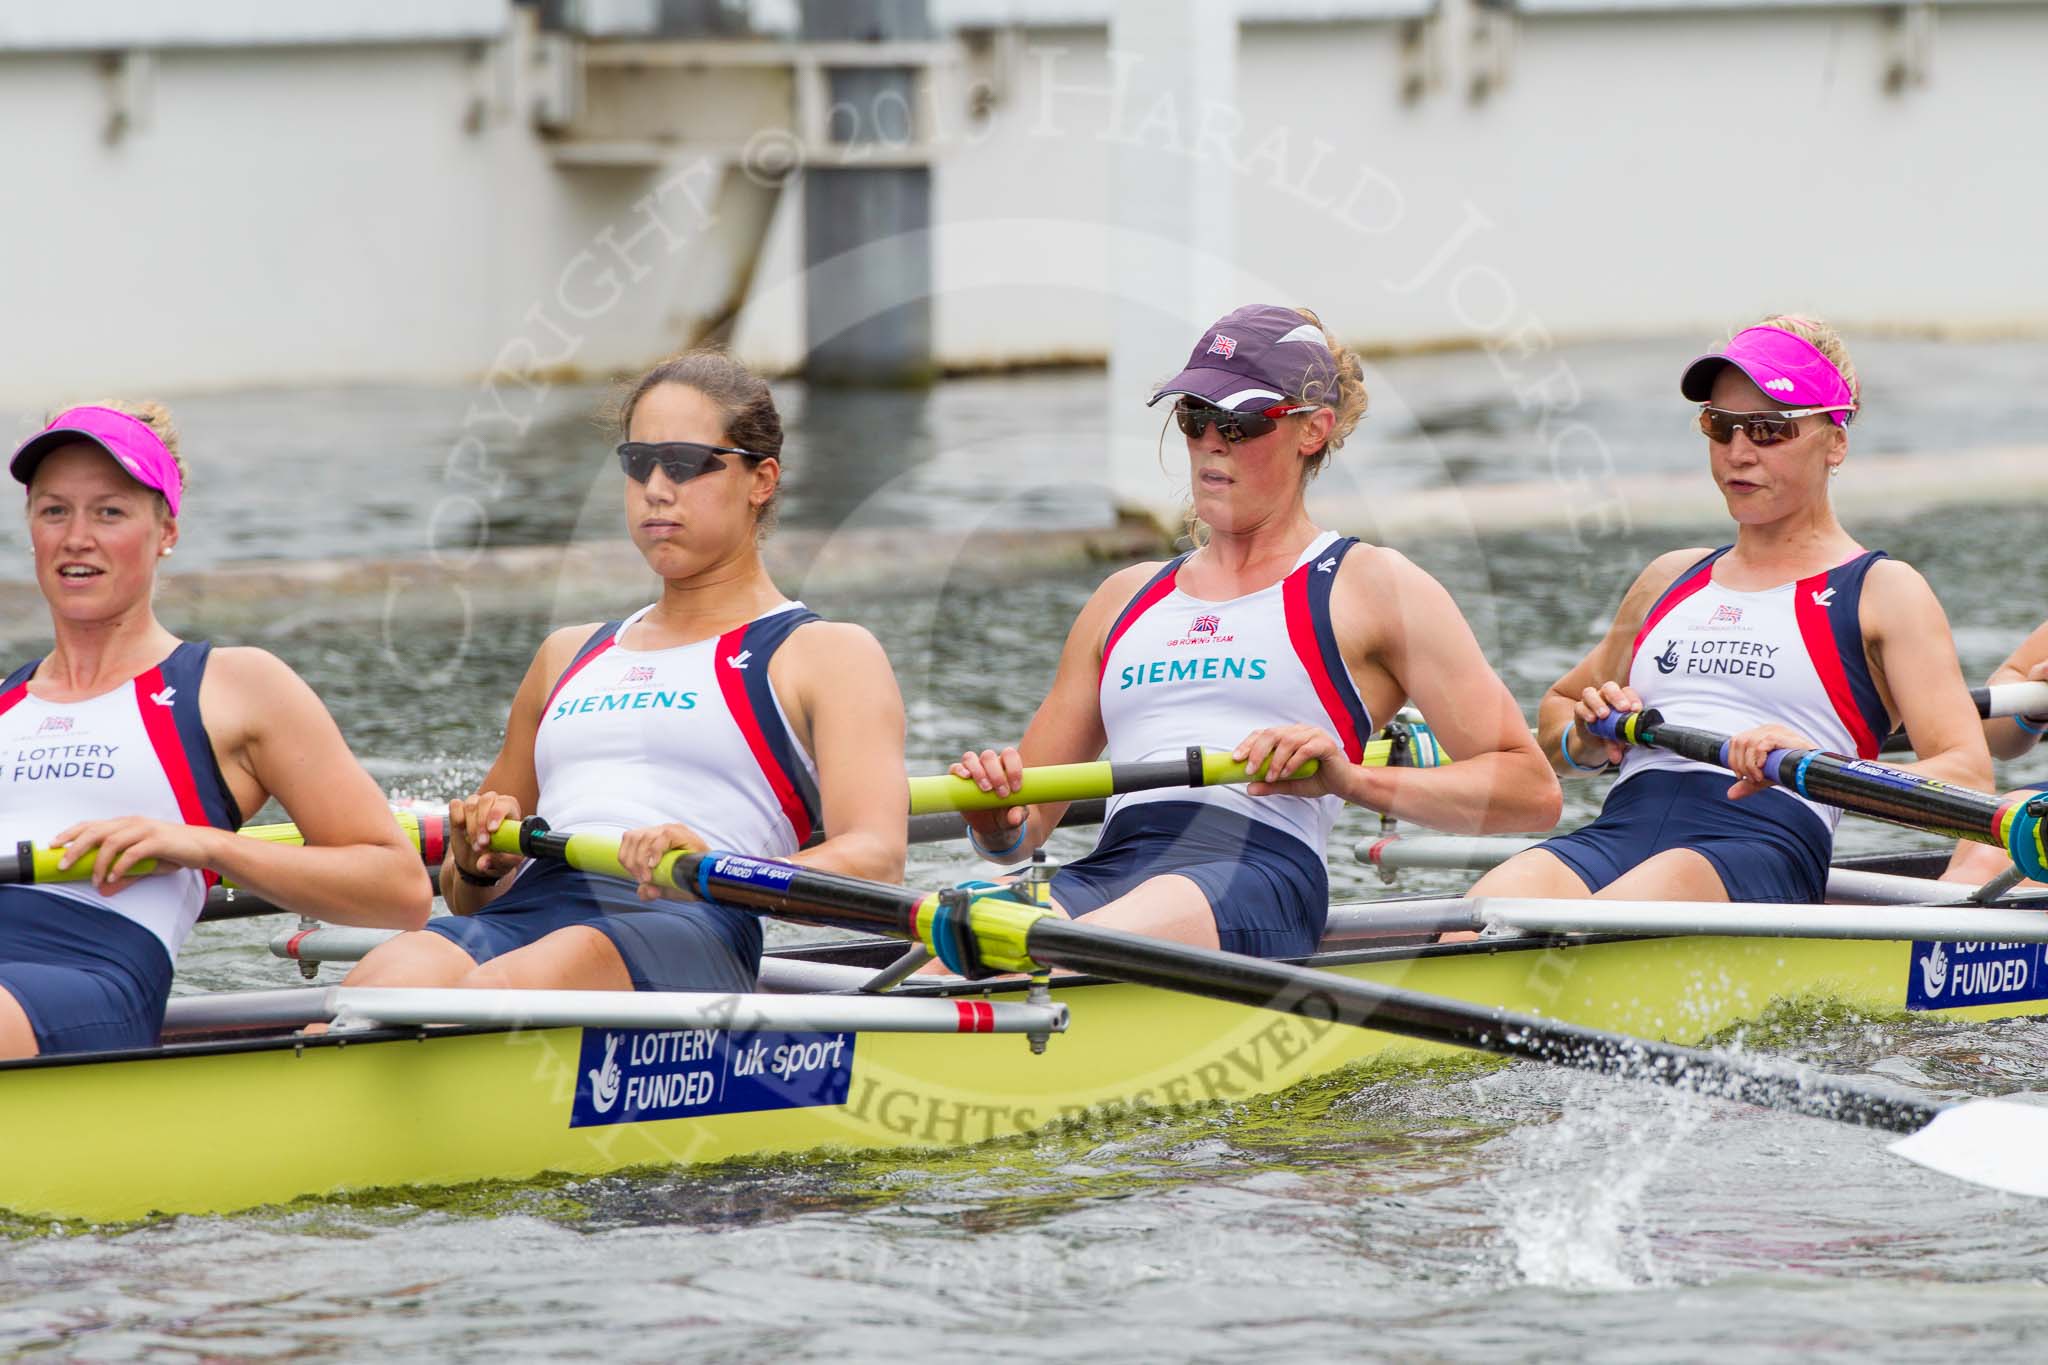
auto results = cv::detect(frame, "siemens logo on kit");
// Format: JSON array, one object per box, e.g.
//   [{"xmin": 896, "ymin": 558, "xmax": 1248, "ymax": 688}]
[
  {"xmin": 1118, "ymin": 657, "xmax": 1268, "ymax": 690},
  {"xmin": 551, "ymin": 690, "xmax": 699, "ymax": 720}
]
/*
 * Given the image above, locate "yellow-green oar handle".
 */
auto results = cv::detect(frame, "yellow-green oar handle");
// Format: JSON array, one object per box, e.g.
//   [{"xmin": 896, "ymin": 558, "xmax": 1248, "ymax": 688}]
[
  {"xmin": 908, "ymin": 744, "xmax": 1346, "ymax": 815},
  {"xmin": 485, "ymin": 823, "xmax": 695, "ymax": 893},
  {"xmin": 1, "ymin": 808, "xmax": 443, "ymax": 887}
]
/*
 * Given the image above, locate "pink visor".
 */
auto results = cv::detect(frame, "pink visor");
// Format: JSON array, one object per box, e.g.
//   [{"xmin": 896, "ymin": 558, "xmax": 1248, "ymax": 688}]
[
  {"xmin": 1679, "ymin": 326, "xmax": 1857, "ymax": 426},
  {"xmin": 9, "ymin": 406, "xmax": 183, "ymax": 515}
]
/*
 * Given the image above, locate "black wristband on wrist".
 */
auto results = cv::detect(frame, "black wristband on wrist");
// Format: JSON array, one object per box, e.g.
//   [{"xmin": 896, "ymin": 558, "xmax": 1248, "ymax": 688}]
[{"xmin": 454, "ymin": 865, "xmax": 501, "ymax": 888}]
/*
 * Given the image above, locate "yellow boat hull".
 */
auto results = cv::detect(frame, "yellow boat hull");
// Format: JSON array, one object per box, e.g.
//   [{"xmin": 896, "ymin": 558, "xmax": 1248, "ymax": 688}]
[{"xmin": 3, "ymin": 932, "xmax": 2038, "ymax": 1223}]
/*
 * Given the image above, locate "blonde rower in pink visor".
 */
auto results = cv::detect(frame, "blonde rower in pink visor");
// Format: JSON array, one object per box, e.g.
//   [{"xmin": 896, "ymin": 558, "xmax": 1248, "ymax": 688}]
[
  {"xmin": 0, "ymin": 403, "xmax": 430, "ymax": 1059},
  {"xmin": 1469, "ymin": 317, "xmax": 1990, "ymax": 905}
]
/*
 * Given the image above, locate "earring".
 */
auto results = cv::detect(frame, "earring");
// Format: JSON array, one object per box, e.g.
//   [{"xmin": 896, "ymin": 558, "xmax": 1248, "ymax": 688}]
[
  {"xmin": 160, "ymin": 546, "xmax": 174, "ymax": 557},
  {"xmin": 1829, "ymin": 465, "xmax": 1841, "ymax": 478}
]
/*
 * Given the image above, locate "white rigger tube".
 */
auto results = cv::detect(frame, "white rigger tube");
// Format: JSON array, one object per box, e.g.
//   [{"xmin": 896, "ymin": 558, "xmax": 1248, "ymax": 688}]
[{"xmin": 323, "ymin": 986, "xmax": 1069, "ymax": 1036}]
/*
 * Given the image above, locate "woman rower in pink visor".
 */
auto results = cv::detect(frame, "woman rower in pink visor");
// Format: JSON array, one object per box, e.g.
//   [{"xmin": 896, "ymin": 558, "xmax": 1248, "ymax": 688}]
[
  {"xmin": 0, "ymin": 403, "xmax": 430, "ymax": 1058},
  {"xmin": 1470, "ymin": 317, "xmax": 1990, "ymax": 905}
]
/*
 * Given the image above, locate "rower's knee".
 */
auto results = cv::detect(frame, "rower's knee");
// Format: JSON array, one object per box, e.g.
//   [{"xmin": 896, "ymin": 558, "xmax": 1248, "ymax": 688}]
[
  {"xmin": 342, "ymin": 929, "xmax": 476, "ymax": 989},
  {"xmin": 1076, "ymin": 875, "xmax": 1219, "ymax": 949},
  {"xmin": 1467, "ymin": 848, "xmax": 1591, "ymax": 899},
  {"xmin": 460, "ymin": 927, "xmax": 632, "ymax": 992},
  {"xmin": 0, "ymin": 987, "xmax": 38, "ymax": 1062}
]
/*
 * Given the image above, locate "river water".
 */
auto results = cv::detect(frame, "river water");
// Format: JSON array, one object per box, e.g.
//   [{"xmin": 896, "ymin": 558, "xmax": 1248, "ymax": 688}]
[{"xmin": 5, "ymin": 340, "xmax": 2048, "ymax": 1359}]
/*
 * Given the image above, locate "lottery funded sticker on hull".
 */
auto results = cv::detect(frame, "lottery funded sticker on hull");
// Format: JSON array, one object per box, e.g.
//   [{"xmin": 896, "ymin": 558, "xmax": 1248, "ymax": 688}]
[
  {"xmin": 572, "ymin": 1025, "xmax": 855, "ymax": 1128},
  {"xmin": 1906, "ymin": 938, "xmax": 2048, "ymax": 1011}
]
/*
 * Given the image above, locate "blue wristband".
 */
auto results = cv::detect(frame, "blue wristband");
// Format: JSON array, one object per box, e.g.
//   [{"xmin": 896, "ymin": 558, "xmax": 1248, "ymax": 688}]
[
  {"xmin": 1560, "ymin": 727, "xmax": 1614, "ymax": 773},
  {"xmin": 970, "ymin": 821, "xmax": 1027, "ymax": 859},
  {"xmin": 2016, "ymin": 713, "xmax": 2048, "ymax": 737}
]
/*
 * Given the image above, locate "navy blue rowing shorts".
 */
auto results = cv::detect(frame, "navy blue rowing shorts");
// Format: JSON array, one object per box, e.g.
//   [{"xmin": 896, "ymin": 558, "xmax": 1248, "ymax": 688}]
[
  {"xmin": 1049, "ymin": 800, "xmax": 1329, "ymax": 959},
  {"xmin": 0, "ymin": 889, "xmax": 174, "ymax": 1056},
  {"xmin": 1539, "ymin": 768, "xmax": 1831, "ymax": 903},
  {"xmin": 424, "ymin": 859, "xmax": 760, "ymax": 993}
]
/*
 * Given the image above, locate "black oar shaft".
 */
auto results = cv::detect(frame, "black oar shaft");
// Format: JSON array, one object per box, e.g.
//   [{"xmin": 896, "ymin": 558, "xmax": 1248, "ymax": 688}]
[
  {"xmin": 1022, "ymin": 918, "xmax": 1940, "ymax": 1135},
  {"xmin": 1639, "ymin": 716, "xmax": 2001, "ymax": 841},
  {"xmin": 1609, "ymin": 711, "xmax": 2020, "ymax": 844},
  {"xmin": 514, "ymin": 822, "xmax": 1946, "ymax": 1138},
  {"xmin": 506, "ymin": 819, "xmax": 1950, "ymax": 1141}
]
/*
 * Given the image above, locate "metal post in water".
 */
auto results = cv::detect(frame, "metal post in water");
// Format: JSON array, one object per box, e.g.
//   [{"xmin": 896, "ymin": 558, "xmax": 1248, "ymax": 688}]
[{"xmin": 799, "ymin": 0, "xmax": 935, "ymax": 386}]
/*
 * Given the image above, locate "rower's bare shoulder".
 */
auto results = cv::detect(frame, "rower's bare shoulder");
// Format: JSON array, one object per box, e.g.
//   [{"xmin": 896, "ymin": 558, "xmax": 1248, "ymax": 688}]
[
  {"xmin": 201, "ymin": 645, "xmax": 318, "ymax": 707},
  {"xmin": 1333, "ymin": 541, "xmax": 1409, "ymax": 587},
  {"xmin": 1861, "ymin": 555, "xmax": 1931, "ymax": 597},
  {"xmin": 1095, "ymin": 559, "xmax": 1170, "ymax": 601},
  {"xmin": 1856, "ymin": 557, "xmax": 1941, "ymax": 633},
  {"xmin": 196, "ymin": 648, "xmax": 328, "ymax": 753},
  {"xmin": 1074, "ymin": 559, "xmax": 1171, "ymax": 626},
  {"xmin": 784, "ymin": 618, "xmax": 892, "ymax": 671},
  {"xmin": 204, "ymin": 643, "xmax": 296, "ymax": 680},
  {"xmin": 1623, "ymin": 547, "xmax": 1716, "ymax": 606},
  {"xmin": 1329, "ymin": 545, "xmax": 1448, "ymax": 616},
  {"xmin": 532, "ymin": 621, "xmax": 604, "ymax": 674}
]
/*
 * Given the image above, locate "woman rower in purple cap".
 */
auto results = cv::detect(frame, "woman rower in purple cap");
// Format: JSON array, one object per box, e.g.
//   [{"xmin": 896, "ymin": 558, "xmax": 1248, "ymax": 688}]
[
  {"xmin": 0, "ymin": 402, "xmax": 430, "ymax": 1059},
  {"xmin": 951, "ymin": 305, "xmax": 1559, "ymax": 958},
  {"xmin": 1470, "ymin": 315, "xmax": 1990, "ymax": 906}
]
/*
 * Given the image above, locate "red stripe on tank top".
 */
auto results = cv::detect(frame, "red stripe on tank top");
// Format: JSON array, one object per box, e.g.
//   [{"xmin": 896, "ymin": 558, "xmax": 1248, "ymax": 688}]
[
  {"xmin": 1281, "ymin": 566, "xmax": 1364, "ymax": 763},
  {"xmin": 542, "ymin": 636, "xmax": 616, "ymax": 714},
  {"xmin": 1630, "ymin": 561, "xmax": 1717, "ymax": 661},
  {"xmin": 1098, "ymin": 568, "xmax": 1182, "ymax": 685},
  {"xmin": 714, "ymin": 626, "xmax": 815, "ymax": 846},
  {"xmin": 1793, "ymin": 572, "xmax": 1881, "ymax": 759},
  {"xmin": 132, "ymin": 666, "xmax": 219, "ymax": 889}
]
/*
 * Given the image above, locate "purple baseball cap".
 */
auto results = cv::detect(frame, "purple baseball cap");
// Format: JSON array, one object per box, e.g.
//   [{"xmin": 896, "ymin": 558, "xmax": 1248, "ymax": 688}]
[
  {"xmin": 1680, "ymin": 326, "xmax": 1857, "ymax": 426},
  {"xmin": 9, "ymin": 406, "xmax": 183, "ymax": 515},
  {"xmin": 1149, "ymin": 304, "xmax": 1340, "ymax": 412}
]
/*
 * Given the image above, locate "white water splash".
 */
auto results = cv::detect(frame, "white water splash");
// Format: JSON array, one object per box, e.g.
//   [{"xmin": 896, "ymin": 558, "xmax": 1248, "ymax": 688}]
[{"xmin": 1487, "ymin": 1074, "xmax": 1710, "ymax": 1291}]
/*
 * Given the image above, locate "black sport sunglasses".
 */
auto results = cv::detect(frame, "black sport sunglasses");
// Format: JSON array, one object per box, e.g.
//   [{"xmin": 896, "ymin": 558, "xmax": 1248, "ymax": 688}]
[{"xmin": 617, "ymin": 441, "xmax": 774, "ymax": 484}]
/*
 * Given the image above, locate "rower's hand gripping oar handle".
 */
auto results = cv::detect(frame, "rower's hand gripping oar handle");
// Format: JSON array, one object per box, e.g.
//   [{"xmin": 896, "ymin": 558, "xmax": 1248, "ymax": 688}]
[
  {"xmin": 1585, "ymin": 709, "xmax": 2048, "ymax": 880},
  {"xmin": 907, "ymin": 745, "xmax": 1327, "ymax": 815},
  {"xmin": 1584, "ymin": 707, "xmax": 1769, "ymax": 773},
  {"xmin": 0, "ymin": 807, "xmax": 447, "ymax": 888}
]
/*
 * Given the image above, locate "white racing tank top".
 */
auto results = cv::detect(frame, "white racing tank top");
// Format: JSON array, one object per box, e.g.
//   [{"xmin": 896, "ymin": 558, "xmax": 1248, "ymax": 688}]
[
  {"xmin": 533, "ymin": 601, "xmax": 823, "ymax": 855},
  {"xmin": 1096, "ymin": 530, "xmax": 1374, "ymax": 856},
  {"xmin": 1622, "ymin": 546, "xmax": 1893, "ymax": 833},
  {"xmin": 0, "ymin": 643, "xmax": 241, "ymax": 961}
]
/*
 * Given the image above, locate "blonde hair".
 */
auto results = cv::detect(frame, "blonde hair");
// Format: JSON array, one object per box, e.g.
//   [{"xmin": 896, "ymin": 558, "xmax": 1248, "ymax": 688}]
[
  {"xmin": 1291, "ymin": 306, "xmax": 1369, "ymax": 480},
  {"xmin": 1748, "ymin": 314, "xmax": 1860, "ymax": 420},
  {"xmin": 49, "ymin": 399, "xmax": 189, "ymax": 513}
]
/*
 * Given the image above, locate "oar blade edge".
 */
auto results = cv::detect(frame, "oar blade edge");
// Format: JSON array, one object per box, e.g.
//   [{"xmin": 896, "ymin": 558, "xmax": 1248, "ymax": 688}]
[{"xmin": 1888, "ymin": 1098, "xmax": 2048, "ymax": 1199}]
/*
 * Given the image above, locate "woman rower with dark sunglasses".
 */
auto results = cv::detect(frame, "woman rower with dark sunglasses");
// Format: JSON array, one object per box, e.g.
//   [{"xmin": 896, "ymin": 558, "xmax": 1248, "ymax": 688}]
[
  {"xmin": 952, "ymin": 304, "xmax": 1559, "ymax": 959},
  {"xmin": 340, "ymin": 351, "xmax": 907, "ymax": 996},
  {"xmin": 1470, "ymin": 316, "xmax": 1990, "ymax": 906}
]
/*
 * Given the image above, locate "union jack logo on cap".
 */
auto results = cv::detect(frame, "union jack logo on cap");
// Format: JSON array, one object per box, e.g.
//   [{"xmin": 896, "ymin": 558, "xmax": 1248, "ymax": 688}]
[
  {"xmin": 1205, "ymin": 334, "xmax": 1237, "ymax": 359},
  {"xmin": 1191, "ymin": 614, "xmax": 1221, "ymax": 634}
]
